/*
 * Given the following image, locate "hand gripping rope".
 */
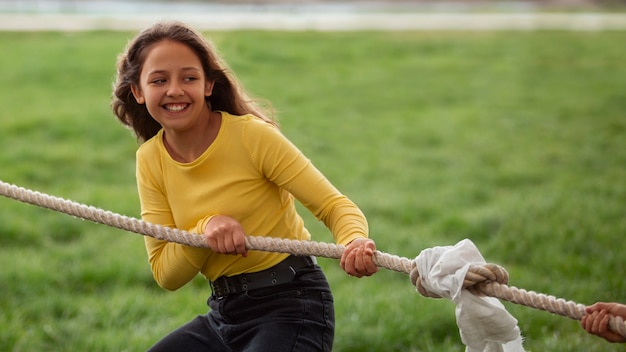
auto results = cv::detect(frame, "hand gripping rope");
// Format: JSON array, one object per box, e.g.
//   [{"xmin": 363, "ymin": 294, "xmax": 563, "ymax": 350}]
[{"xmin": 1, "ymin": 179, "xmax": 624, "ymax": 339}]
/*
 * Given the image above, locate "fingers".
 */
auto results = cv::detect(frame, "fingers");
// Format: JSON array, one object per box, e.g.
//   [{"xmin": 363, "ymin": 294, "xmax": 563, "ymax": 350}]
[
  {"xmin": 586, "ymin": 302, "xmax": 611, "ymax": 314},
  {"xmin": 592, "ymin": 310, "xmax": 608, "ymax": 334},
  {"xmin": 590, "ymin": 302, "xmax": 626, "ymax": 319},
  {"xmin": 215, "ymin": 231, "xmax": 246, "ymax": 256},
  {"xmin": 582, "ymin": 309, "xmax": 625, "ymax": 343},
  {"xmin": 362, "ymin": 240, "xmax": 378, "ymax": 274},
  {"xmin": 340, "ymin": 238, "xmax": 378, "ymax": 278},
  {"xmin": 205, "ymin": 215, "xmax": 248, "ymax": 257},
  {"xmin": 581, "ymin": 313, "xmax": 588, "ymax": 330},
  {"xmin": 582, "ymin": 310, "xmax": 605, "ymax": 335},
  {"xmin": 340, "ymin": 246, "xmax": 356, "ymax": 274}
]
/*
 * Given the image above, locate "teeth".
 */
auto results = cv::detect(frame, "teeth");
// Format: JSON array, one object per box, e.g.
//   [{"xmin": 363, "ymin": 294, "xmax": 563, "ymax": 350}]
[{"xmin": 165, "ymin": 104, "xmax": 187, "ymax": 112}]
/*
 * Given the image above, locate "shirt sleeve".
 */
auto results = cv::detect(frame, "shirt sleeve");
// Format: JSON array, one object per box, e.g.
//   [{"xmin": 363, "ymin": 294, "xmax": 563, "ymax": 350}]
[
  {"xmin": 136, "ymin": 145, "xmax": 210, "ymax": 291},
  {"xmin": 244, "ymin": 120, "xmax": 369, "ymax": 245}
]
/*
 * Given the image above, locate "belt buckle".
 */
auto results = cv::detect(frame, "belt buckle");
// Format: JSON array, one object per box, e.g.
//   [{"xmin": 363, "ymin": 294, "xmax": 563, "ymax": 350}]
[
  {"xmin": 210, "ymin": 280, "xmax": 221, "ymax": 297},
  {"xmin": 211, "ymin": 278, "xmax": 232, "ymax": 298}
]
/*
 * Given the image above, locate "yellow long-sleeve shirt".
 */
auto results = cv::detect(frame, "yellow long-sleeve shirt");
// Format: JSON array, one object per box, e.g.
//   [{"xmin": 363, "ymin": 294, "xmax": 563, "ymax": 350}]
[{"xmin": 137, "ymin": 111, "xmax": 368, "ymax": 290}]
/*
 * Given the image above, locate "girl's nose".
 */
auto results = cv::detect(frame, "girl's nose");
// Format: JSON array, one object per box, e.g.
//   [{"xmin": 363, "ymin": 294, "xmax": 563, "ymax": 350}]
[{"xmin": 166, "ymin": 83, "xmax": 184, "ymax": 97}]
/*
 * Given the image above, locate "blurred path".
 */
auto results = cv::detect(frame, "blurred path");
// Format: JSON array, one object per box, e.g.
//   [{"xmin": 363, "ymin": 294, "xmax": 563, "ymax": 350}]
[
  {"xmin": 1, "ymin": 0, "xmax": 626, "ymax": 31},
  {"xmin": 2, "ymin": 12, "xmax": 626, "ymax": 31}
]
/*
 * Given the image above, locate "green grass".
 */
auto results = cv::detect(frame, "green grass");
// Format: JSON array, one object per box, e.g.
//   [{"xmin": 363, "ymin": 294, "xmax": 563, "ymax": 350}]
[{"xmin": 0, "ymin": 30, "xmax": 625, "ymax": 351}]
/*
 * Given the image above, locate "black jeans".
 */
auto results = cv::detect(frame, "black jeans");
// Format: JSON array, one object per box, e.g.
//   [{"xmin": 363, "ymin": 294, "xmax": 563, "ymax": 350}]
[{"xmin": 147, "ymin": 264, "xmax": 335, "ymax": 352}]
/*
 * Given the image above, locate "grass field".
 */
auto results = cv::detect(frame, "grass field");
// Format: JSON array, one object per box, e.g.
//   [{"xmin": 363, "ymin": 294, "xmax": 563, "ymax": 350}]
[{"xmin": 0, "ymin": 29, "xmax": 625, "ymax": 351}]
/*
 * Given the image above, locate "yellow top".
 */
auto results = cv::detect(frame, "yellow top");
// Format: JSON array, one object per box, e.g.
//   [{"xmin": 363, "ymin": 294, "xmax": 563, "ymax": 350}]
[{"xmin": 136, "ymin": 111, "xmax": 368, "ymax": 290}]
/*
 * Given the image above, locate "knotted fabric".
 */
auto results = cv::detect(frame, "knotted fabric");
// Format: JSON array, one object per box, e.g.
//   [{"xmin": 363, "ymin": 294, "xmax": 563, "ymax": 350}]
[{"xmin": 415, "ymin": 239, "xmax": 525, "ymax": 352}]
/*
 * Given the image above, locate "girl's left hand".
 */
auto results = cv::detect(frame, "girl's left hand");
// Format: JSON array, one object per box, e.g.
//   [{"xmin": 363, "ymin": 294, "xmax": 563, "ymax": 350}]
[{"xmin": 340, "ymin": 238, "xmax": 378, "ymax": 278}]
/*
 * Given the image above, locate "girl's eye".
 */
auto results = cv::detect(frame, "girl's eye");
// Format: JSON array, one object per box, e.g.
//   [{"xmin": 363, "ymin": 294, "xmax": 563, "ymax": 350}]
[
  {"xmin": 150, "ymin": 78, "xmax": 166, "ymax": 84},
  {"xmin": 184, "ymin": 76, "xmax": 198, "ymax": 82}
]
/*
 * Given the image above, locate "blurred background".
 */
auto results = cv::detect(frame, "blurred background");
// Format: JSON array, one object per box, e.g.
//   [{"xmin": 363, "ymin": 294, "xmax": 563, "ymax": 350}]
[
  {"xmin": 1, "ymin": 0, "xmax": 625, "ymax": 14},
  {"xmin": 1, "ymin": 0, "xmax": 626, "ymax": 32}
]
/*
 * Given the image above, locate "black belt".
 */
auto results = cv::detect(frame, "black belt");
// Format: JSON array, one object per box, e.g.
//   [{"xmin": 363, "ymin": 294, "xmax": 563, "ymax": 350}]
[{"xmin": 210, "ymin": 255, "xmax": 317, "ymax": 298}]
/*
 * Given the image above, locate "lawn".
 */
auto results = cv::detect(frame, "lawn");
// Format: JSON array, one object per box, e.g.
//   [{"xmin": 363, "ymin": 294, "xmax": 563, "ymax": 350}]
[{"xmin": 0, "ymin": 29, "xmax": 625, "ymax": 351}]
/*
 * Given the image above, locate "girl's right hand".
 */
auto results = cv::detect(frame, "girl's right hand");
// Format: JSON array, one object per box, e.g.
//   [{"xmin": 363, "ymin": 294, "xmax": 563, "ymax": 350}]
[{"xmin": 204, "ymin": 215, "xmax": 248, "ymax": 257}]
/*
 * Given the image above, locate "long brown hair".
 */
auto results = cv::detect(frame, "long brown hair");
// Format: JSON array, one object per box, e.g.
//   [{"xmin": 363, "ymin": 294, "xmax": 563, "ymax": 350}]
[{"xmin": 112, "ymin": 21, "xmax": 274, "ymax": 142}]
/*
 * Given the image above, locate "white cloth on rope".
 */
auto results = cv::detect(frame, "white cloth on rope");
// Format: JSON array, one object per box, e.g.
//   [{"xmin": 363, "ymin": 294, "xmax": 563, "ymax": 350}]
[{"xmin": 415, "ymin": 239, "xmax": 526, "ymax": 352}]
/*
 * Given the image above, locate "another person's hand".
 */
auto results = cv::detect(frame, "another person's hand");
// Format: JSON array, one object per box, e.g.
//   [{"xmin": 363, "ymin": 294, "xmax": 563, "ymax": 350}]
[
  {"xmin": 581, "ymin": 302, "xmax": 626, "ymax": 343},
  {"xmin": 340, "ymin": 238, "xmax": 378, "ymax": 278},
  {"xmin": 204, "ymin": 215, "xmax": 248, "ymax": 257}
]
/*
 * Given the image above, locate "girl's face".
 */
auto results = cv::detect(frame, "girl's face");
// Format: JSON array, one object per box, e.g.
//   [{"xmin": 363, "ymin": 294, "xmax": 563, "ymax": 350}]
[{"xmin": 131, "ymin": 39, "xmax": 214, "ymax": 135}]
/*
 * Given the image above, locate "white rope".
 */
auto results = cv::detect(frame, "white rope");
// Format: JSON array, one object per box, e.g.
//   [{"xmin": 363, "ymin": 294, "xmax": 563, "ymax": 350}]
[{"xmin": 1, "ymin": 179, "xmax": 624, "ymax": 339}]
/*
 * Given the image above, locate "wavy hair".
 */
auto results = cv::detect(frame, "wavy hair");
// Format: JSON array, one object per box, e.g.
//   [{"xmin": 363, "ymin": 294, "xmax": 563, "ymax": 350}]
[{"xmin": 112, "ymin": 21, "xmax": 274, "ymax": 142}]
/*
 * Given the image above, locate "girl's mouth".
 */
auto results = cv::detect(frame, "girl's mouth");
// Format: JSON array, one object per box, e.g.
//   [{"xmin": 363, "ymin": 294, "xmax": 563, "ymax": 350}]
[{"xmin": 164, "ymin": 103, "xmax": 189, "ymax": 113}]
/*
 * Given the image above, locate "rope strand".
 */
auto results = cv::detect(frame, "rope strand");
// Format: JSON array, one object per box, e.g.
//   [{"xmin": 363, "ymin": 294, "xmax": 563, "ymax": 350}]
[{"xmin": 1, "ymin": 179, "xmax": 624, "ymax": 339}]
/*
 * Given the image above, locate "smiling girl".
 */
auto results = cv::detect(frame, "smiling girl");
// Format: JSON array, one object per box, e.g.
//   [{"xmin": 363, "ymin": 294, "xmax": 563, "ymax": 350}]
[{"xmin": 112, "ymin": 21, "xmax": 378, "ymax": 351}]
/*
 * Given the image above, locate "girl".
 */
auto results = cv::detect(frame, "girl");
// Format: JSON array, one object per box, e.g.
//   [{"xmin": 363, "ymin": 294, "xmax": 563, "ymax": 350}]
[{"xmin": 112, "ymin": 21, "xmax": 378, "ymax": 351}]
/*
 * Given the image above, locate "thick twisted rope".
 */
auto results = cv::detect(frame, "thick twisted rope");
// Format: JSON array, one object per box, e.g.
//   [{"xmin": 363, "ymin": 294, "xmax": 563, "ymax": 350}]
[{"xmin": 1, "ymin": 179, "xmax": 624, "ymax": 338}]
